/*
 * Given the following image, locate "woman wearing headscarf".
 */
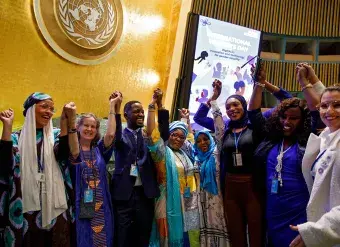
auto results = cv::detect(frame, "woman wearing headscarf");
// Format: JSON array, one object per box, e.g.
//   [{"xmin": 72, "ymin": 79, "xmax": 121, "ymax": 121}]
[
  {"xmin": 0, "ymin": 92, "xmax": 78, "ymax": 247},
  {"xmin": 147, "ymin": 89, "xmax": 200, "ymax": 247},
  {"xmin": 208, "ymin": 80, "xmax": 263, "ymax": 247},
  {"xmin": 193, "ymin": 129, "xmax": 230, "ymax": 247}
]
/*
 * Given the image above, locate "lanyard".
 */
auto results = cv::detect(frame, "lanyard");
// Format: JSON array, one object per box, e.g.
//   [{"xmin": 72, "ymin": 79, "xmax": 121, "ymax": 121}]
[
  {"xmin": 310, "ymin": 149, "xmax": 327, "ymax": 180},
  {"xmin": 275, "ymin": 140, "xmax": 293, "ymax": 187},
  {"xmin": 38, "ymin": 135, "xmax": 44, "ymax": 172},
  {"xmin": 233, "ymin": 129, "xmax": 244, "ymax": 153}
]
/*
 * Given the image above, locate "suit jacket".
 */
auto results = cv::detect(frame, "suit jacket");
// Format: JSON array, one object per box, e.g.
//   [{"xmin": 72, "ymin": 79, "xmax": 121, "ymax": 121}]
[
  {"xmin": 111, "ymin": 110, "xmax": 169, "ymax": 200},
  {"xmin": 298, "ymin": 128, "xmax": 340, "ymax": 247}
]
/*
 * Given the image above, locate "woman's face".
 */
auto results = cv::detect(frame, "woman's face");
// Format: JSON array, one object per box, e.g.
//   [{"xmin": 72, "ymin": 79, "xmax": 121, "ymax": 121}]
[
  {"xmin": 35, "ymin": 99, "xmax": 54, "ymax": 128},
  {"xmin": 319, "ymin": 91, "xmax": 340, "ymax": 132},
  {"xmin": 78, "ymin": 117, "xmax": 98, "ymax": 142},
  {"xmin": 279, "ymin": 107, "xmax": 302, "ymax": 137},
  {"xmin": 169, "ymin": 129, "xmax": 186, "ymax": 150},
  {"xmin": 225, "ymin": 98, "xmax": 244, "ymax": 121},
  {"xmin": 196, "ymin": 133, "xmax": 211, "ymax": 153}
]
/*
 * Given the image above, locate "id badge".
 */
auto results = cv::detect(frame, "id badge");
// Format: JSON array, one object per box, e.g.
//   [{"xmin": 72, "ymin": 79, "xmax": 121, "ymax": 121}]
[
  {"xmin": 84, "ymin": 188, "xmax": 94, "ymax": 203},
  {"xmin": 271, "ymin": 179, "xmax": 279, "ymax": 194},
  {"xmin": 233, "ymin": 152, "xmax": 243, "ymax": 167},
  {"xmin": 130, "ymin": 164, "xmax": 139, "ymax": 177},
  {"xmin": 36, "ymin": 173, "xmax": 45, "ymax": 183},
  {"xmin": 184, "ymin": 186, "xmax": 191, "ymax": 198}
]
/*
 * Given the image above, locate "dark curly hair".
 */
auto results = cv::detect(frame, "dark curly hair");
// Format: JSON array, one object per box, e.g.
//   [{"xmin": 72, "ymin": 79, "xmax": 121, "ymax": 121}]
[{"xmin": 265, "ymin": 97, "xmax": 311, "ymax": 146}]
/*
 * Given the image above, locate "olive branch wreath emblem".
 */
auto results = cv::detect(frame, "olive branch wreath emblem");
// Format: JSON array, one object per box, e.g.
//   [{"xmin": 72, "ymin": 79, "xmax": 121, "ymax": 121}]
[{"xmin": 58, "ymin": 0, "xmax": 115, "ymax": 45}]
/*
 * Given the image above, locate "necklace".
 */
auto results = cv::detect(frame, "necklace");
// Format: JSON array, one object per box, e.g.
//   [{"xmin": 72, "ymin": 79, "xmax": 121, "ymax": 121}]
[{"xmin": 275, "ymin": 140, "xmax": 293, "ymax": 187}]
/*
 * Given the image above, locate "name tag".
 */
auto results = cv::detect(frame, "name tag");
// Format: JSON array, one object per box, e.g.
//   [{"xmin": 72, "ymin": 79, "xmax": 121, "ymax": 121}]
[
  {"xmin": 84, "ymin": 188, "xmax": 94, "ymax": 203},
  {"xmin": 36, "ymin": 173, "xmax": 45, "ymax": 183},
  {"xmin": 130, "ymin": 164, "xmax": 139, "ymax": 177},
  {"xmin": 184, "ymin": 186, "xmax": 191, "ymax": 198},
  {"xmin": 271, "ymin": 178, "xmax": 279, "ymax": 194},
  {"xmin": 233, "ymin": 152, "xmax": 243, "ymax": 167}
]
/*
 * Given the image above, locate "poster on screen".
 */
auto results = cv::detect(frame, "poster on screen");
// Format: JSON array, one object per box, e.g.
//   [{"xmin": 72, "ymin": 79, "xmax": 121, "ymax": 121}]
[{"xmin": 189, "ymin": 15, "xmax": 261, "ymax": 131}]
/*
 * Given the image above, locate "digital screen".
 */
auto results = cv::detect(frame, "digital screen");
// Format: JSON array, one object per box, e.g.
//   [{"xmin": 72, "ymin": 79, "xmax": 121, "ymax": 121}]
[{"xmin": 189, "ymin": 15, "xmax": 261, "ymax": 131}]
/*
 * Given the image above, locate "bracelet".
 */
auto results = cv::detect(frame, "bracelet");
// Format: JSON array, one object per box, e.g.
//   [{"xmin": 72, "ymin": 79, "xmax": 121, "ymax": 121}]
[
  {"xmin": 68, "ymin": 128, "xmax": 77, "ymax": 134},
  {"xmin": 148, "ymin": 104, "xmax": 156, "ymax": 109},
  {"xmin": 255, "ymin": 82, "xmax": 265, "ymax": 88},
  {"xmin": 301, "ymin": 83, "xmax": 313, "ymax": 91},
  {"xmin": 109, "ymin": 112, "xmax": 116, "ymax": 115}
]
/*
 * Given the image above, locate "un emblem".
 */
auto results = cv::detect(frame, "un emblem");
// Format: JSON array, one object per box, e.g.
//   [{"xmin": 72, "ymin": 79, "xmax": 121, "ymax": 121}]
[{"xmin": 33, "ymin": 0, "xmax": 124, "ymax": 65}]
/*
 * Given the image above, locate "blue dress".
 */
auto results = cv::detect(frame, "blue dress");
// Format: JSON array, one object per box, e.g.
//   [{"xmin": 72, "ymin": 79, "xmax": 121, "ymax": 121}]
[
  {"xmin": 70, "ymin": 140, "xmax": 114, "ymax": 247},
  {"xmin": 266, "ymin": 143, "xmax": 309, "ymax": 247}
]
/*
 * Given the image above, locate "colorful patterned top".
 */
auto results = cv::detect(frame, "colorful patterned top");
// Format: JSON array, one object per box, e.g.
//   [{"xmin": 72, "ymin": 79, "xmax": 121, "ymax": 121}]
[
  {"xmin": 0, "ymin": 129, "xmax": 75, "ymax": 247},
  {"xmin": 148, "ymin": 128, "xmax": 200, "ymax": 247},
  {"xmin": 69, "ymin": 139, "xmax": 114, "ymax": 247}
]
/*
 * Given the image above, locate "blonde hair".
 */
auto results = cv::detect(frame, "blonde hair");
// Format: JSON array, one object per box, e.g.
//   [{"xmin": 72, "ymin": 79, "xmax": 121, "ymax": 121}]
[{"xmin": 77, "ymin": 113, "xmax": 101, "ymax": 145}]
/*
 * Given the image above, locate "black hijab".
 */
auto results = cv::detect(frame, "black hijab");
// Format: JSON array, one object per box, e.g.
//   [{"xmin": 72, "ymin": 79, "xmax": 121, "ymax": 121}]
[{"xmin": 226, "ymin": 94, "xmax": 249, "ymax": 129}]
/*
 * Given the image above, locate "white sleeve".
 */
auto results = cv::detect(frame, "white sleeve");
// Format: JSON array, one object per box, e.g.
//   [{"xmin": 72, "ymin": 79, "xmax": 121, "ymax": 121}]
[
  {"xmin": 298, "ymin": 206, "xmax": 340, "ymax": 246},
  {"xmin": 313, "ymin": 81, "xmax": 326, "ymax": 96}
]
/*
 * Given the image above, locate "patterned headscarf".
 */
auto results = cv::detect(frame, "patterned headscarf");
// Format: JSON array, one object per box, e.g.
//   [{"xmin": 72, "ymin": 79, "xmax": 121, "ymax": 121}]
[
  {"xmin": 23, "ymin": 92, "xmax": 52, "ymax": 116},
  {"xmin": 169, "ymin": 121, "xmax": 188, "ymax": 137},
  {"xmin": 193, "ymin": 131, "xmax": 218, "ymax": 195},
  {"xmin": 226, "ymin": 94, "xmax": 249, "ymax": 129}
]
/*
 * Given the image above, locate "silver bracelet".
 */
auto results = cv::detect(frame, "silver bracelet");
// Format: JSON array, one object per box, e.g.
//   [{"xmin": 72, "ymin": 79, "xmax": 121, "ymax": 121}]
[{"xmin": 255, "ymin": 82, "xmax": 265, "ymax": 88}]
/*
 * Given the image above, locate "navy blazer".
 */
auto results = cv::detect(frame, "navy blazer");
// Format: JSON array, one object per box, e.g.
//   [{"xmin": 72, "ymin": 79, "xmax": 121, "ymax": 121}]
[{"xmin": 111, "ymin": 113, "xmax": 165, "ymax": 200}]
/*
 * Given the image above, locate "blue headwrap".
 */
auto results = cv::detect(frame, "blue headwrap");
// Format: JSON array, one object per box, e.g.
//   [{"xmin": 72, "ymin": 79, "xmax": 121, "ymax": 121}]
[
  {"xmin": 193, "ymin": 131, "xmax": 218, "ymax": 195},
  {"xmin": 23, "ymin": 92, "xmax": 52, "ymax": 116},
  {"xmin": 169, "ymin": 121, "xmax": 188, "ymax": 137}
]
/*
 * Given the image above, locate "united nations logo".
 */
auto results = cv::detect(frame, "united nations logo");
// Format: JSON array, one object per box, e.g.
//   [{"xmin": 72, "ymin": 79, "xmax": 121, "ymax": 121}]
[{"xmin": 33, "ymin": 0, "xmax": 124, "ymax": 65}]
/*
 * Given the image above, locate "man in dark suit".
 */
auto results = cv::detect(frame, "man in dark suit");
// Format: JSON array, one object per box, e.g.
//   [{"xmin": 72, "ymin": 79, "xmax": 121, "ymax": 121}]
[{"xmin": 111, "ymin": 90, "xmax": 168, "ymax": 247}]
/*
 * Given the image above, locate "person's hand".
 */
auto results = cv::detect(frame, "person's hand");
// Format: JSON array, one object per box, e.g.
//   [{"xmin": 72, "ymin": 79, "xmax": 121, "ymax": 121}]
[
  {"xmin": 109, "ymin": 91, "xmax": 123, "ymax": 105},
  {"xmin": 251, "ymin": 63, "xmax": 266, "ymax": 83},
  {"xmin": 296, "ymin": 64, "xmax": 309, "ymax": 86},
  {"xmin": 211, "ymin": 80, "xmax": 222, "ymax": 100},
  {"xmin": 0, "ymin": 108, "xmax": 14, "ymax": 127},
  {"xmin": 178, "ymin": 108, "xmax": 190, "ymax": 120},
  {"xmin": 109, "ymin": 91, "xmax": 123, "ymax": 113},
  {"xmin": 289, "ymin": 225, "xmax": 305, "ymax": 247},
  {"xmin": 301, "ymin": 63, "xmax": 319, "ymax": 84},
  {"xmin": 63, "ymin": 102, "xmax": 77, "ymax": 128},
  {"xmin": 153, "ymin": 88, "xmax": 163, "ymax": 108}
]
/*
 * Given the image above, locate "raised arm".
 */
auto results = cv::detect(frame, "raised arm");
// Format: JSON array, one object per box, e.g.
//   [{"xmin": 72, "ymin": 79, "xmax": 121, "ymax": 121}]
[
  {"xmin": 208, "ymin": 80, "xmax": 225, "ymax": 151},
  {"xmin": 248, "ymin": 64, "xmax": 266, "ymax": 111},
  {"xmin": 193, "ymin": 79, "xmax": 226, "ymax": 132},
  {"xmin": 0, "ymin": 109, "xmax": 14, "ymax": 178},
  {"xmin": 104, "ymin": 91, "xmax": 122, "ymax": 148},
  {"xmin": 58, "ymin": 102, "xmax": 79, "ymax": 160},
  {"xmin": 303, "ymin": 63, "xmax": 326, "ymax": 96},
  {"xmin": 193, "ymin": 103, "xmax": 215, "ymax": 131},
  {"xmin": 147, "ymin": 88, "xmax": 166, "ymax": 163},
  {"xmin": 0, "ymin": 109, "xmax": 14, "ymax": 141},
  {"xmin": 296, "ymin": 64, "xmax": 320, "ymax": 111}
]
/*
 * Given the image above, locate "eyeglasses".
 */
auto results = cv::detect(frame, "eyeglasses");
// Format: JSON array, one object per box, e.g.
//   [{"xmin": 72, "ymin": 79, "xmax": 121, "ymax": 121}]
[
  {"xmin": 170, "ymin": 133, "xmax": 186, "ymax": 140},
  {"xmin": 317, "ymin": 100, "xmax": 340, "ymax": 113},
  {"xmin": 36, "ymin": 103, "xmax": 56, "ymax": 113}
]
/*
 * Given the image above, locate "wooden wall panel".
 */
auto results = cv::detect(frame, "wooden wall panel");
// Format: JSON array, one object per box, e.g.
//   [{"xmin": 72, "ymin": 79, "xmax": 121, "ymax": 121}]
[
  {"xmin": 192, "ymin": 0, "xmax": 340, "ymax": 37},
  {"xmin": 262, "ymin": 61, "xmax": 340, "ymax": 91}
]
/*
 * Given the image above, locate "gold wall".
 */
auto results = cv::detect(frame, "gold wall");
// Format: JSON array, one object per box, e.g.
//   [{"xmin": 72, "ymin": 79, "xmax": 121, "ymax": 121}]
[
  {"xmin": 192, "ymin": 0, "xmax": 340, "ymax": 37},
  {"xmin": 0, "ymin": 0, "xmax": 181, "ymax": 130}
]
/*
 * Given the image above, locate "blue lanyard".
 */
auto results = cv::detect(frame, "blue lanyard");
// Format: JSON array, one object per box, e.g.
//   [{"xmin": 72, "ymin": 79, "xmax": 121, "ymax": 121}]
[
  {"xmin": 310, "ymin": 149, "xmax": 327, "ymax": 179},
  {"xmin": 233, "ymin": 130, "xmax": 244, "ymax": 153}
]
